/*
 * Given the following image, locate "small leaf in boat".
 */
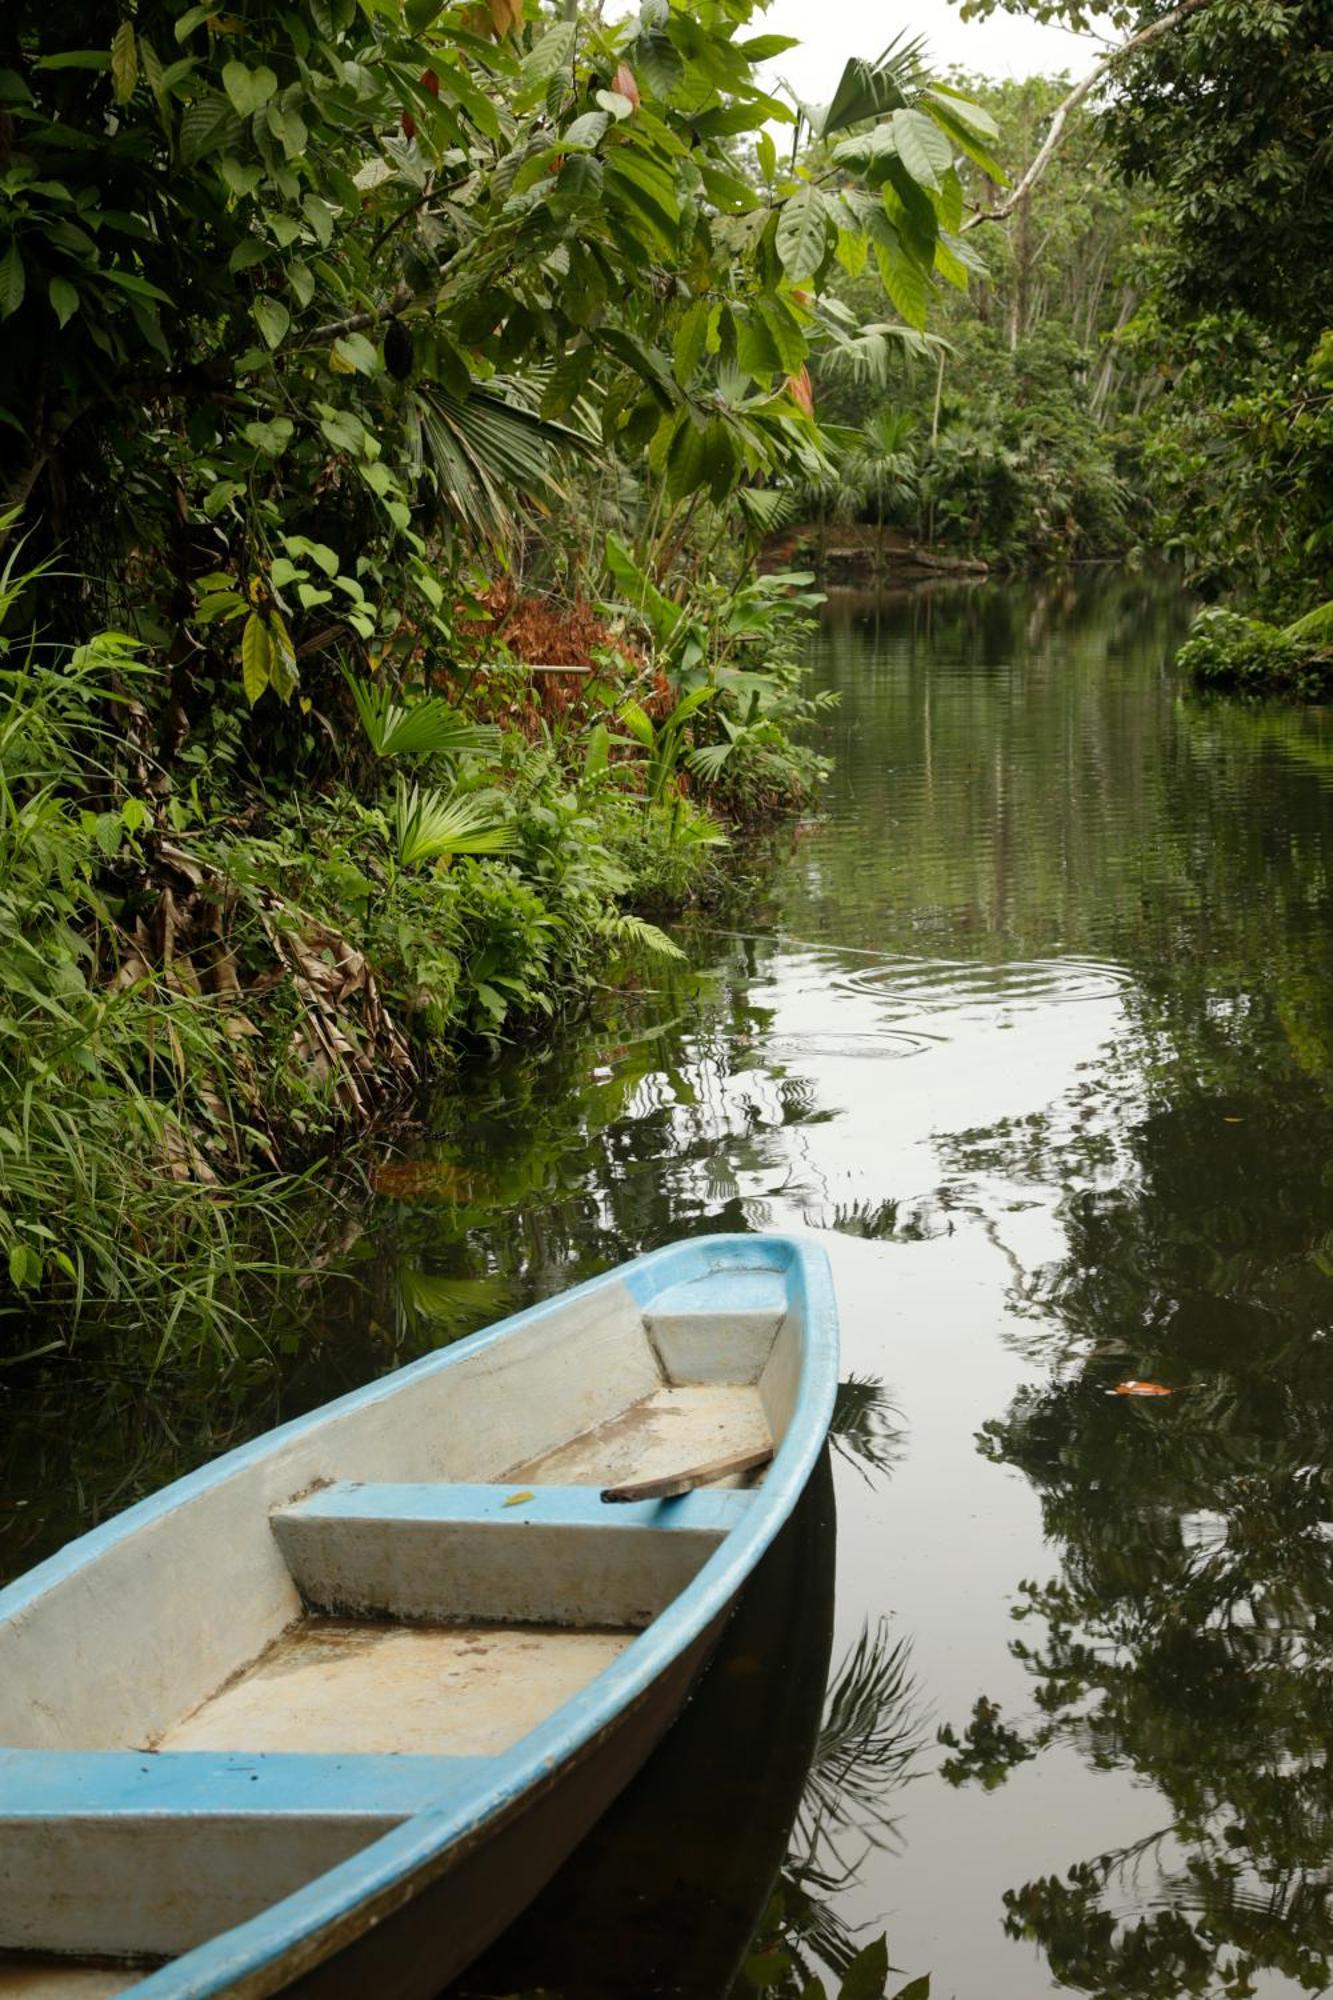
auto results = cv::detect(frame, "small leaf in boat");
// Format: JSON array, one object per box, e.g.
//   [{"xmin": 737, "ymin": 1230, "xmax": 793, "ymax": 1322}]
[
  {"xmin": 502, "ymin": 1489, "xmax": 535, "ymax": 1507},
  {"xmin": 1112, "ymin": 1380, "xmax": 1175, "ymax": 1397}
]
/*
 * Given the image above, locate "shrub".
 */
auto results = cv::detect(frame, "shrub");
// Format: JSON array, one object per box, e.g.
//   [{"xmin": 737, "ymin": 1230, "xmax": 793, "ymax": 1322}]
[{"xmin": 1176, "ymin": 608, "xmax": 1333, "ymax": 700}]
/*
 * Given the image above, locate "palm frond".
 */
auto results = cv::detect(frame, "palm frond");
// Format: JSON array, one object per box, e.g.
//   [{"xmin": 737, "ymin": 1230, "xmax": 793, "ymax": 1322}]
[
  {"xmin": 816, "ymin": 34, "xmax": 931, "ymax": 138},
  {"xmin": 820, "ymin": 323, "xmax": 949, "ymax": 387},
  {"xmin": 802, "ymin": 1619, "xmax": 926, "ymax": 1839},
  {"xmin": 413, "ymin": 381, "xmax": 597, "ymax": 547},
  {"xmin": 390, "ymin": 777, "xmax": 518, "ymax": 868},
  {"xmin": 346, "ymin": 673, "xmax": 499, "ymax": 761},
  {"xmin": 830, "ymin": 1373, "xmax": 908, "ymax": 1484},
  {"xmin": 733, "ymin": 486, "xmax": 802, "ymax": 535},
  {"xmin": 344, "ymin": 676, "xmax": 500, "ymax": 760},
  {"xmin": 1284, "ymin": 599, "xmax": 1333, "ymax": 644}
]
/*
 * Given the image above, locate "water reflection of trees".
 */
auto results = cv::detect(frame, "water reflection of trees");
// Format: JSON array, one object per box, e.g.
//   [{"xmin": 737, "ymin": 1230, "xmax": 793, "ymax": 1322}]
[
  {"xmin": 936, "ymin": 859, "xmax": 1333, "ymax": 1994},
  {"xmin": 734, "ymin": 1617, "xmax": 930, "ymax": 2000}
]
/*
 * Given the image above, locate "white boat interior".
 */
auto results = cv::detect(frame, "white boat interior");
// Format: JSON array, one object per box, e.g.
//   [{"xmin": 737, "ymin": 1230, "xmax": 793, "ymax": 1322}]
[{"xmin": 0, "ymin": 1260, "xmax": 804, "ymax": 1993}]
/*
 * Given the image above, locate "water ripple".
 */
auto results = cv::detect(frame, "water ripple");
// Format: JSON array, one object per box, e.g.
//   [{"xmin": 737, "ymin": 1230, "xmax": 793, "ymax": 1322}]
[{"xmin": 830, "ymin": 956, "xmax": 1132, "ymax": 1012}]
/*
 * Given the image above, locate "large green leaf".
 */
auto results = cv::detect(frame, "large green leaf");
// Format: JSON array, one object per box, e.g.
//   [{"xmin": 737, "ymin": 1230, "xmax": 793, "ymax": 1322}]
[
  {"xmin": 891, "ymin": 108, "xmax": 953, "ymax": 191},
  {"xmin": 776, "ymin": 187, "xmax": 832, "ymax": 280}
]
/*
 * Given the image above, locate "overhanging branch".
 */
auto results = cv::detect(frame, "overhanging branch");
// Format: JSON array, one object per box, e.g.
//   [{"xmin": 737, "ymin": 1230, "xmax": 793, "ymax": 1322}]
[{"xmin": 962, "ymin": 0, "xmax": 1215, "ymax": 231}]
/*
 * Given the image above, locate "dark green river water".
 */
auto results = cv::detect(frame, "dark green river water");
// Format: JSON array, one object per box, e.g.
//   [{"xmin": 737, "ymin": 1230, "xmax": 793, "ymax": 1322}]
[{"xmin": 8, "ymin": 572, "xmax": 1333, "ymax": 1998}]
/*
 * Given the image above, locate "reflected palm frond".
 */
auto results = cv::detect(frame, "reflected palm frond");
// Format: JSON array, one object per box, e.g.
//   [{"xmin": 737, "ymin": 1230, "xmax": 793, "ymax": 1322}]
[{"xmin": 830, "ymin": 1374, "xmax": 906, "ymax": 1486}]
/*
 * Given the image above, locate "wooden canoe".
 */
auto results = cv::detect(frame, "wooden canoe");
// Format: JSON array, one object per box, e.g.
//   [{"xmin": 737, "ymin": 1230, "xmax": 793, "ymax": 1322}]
[{"xmin": 0, "ymin": 1233, "xmax": 838, "ymax": 1999}]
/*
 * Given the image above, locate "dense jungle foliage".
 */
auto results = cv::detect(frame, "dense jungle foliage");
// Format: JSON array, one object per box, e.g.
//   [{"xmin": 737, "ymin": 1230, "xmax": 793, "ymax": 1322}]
[
  {"xmin": 0, "ymin": 0, "xmax": 1000, "ymax": 1350},
  {"xmin": 4, "ymin": 0, "xmax": 1332, "ymax": 1354},
  {"xmin": 791, "ymin": 72, "xmax": 1150, "ymax": 571},
  {"xmin": 931, "ymin": 0, "xmax": 1333, "ymax": 688}
]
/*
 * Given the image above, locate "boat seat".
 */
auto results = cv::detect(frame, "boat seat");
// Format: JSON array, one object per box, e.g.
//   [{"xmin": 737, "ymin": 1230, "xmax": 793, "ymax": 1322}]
[
  {"xmin": 642, "ymin": 1268, "xmax": 789, "ymax": 1383},
  {"xmin": 0, "ymin": 1749, "xmax": 482, "ymax": 1959},
  {"xmin": 270, "ymin": 1480, "xmax": 754, "ymax": 1628}
]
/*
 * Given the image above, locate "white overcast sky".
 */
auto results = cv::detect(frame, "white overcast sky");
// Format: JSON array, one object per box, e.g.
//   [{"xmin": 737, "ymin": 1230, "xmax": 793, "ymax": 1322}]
[{"xmin": 758, "ymin": 0, "xmax": 1102, "ymax": 94}]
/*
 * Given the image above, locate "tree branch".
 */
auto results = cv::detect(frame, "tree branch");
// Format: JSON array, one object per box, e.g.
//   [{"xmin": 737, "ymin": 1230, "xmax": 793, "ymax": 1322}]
[{"xmin": 962, "ymin": 0, "xmax": 1215, "ymax": 232}]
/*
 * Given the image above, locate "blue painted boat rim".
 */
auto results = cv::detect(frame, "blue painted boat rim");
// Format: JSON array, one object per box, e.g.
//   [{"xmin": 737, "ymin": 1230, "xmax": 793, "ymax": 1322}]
[{"xmin": 9, "ymin": 1232, "xmax": 838, "ymax": 2000}]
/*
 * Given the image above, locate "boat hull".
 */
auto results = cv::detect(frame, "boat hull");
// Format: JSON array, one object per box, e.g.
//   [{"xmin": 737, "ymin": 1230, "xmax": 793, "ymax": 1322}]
[
  {"xmin": 286, "ymin": 1617, "xmax": 725, "ymax": 2000},
  {"xmin": 0, "ymin": 1234, "xmax": 840, "ymax": 1999}
]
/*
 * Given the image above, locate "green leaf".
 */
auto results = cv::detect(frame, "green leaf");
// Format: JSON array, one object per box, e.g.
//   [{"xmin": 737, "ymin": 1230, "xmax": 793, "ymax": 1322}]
[
  {"xmin": 736, "ymin": 307, "xmax": 782, "ymax": 379},
  {"xmin": 635, "ymin": 31, "xmax": 684, "ymax": 100},
  {"xmin": 229, "ymin": 237, "xmax": 271, "ymax": 273},
  {"xmin": 892, "ymin": 1980, "xmax": 930, "ymax": 2000},
  {"xmin": 319, "ymin": 407, "xmax": 366, "ymax": 453},
  {"xmin": 563, "ymin": 109, "xmax": 609, "ymax": 150},
  {"xmin": 202, "ymin": 480, "xmax": 241, "ymax": 517},
  {"xmin": 222, "ymin": 61, "xmax": 278, "ymax": 118},
  {"xmin": 701, "ymin": 417, "xmax": 738, "ymax": 502},
  {"xmin": 776, "ymin": 187, "xmax": 831, "ymax": 280},
  {"xmin": 302, "ymin": 194, "xmax": 338, "ymax": 246},
  {"xmin": 737, "ymin": 33, "xmax": 799, "ymax": 59},
  {"xmin": 521, "ymin": 21, "xmax": 575, "ymax": 90},
  {"xmin": 219, "ymin": 158, "xmax": 264, "ymax": 198},
  {"xmin": 287, "ymin": 260, "xmax": 315, "ymax": 308},
  {"xmin": 756, "ymin": 296, "xmax": 807, "ymax": 373},
  {"xmin": 891, "ymin": 108, "xmax": 953, "ymax": 191},
  {"xmin": 267, "ymin": 611, "xmax": 299, "ymax": 701},
  {"xmin": 606, "ymin": 149, "xmax": 680, "ymax": 235},
  {"xmin": 0, "ymin": 243, "xmax": 25, "ymax": 319},
  {"xmin": 243, "ymin": 415, "xmax": 294, "ymax": 455},
  {"xmin": 672, "ymin": 298, "xmax": 711, "ymax": 384},
  {"xmin": 174, "ymin": 4, "xmax": 217, "ymax": 41},
  {"xmin": 926, "ymin": 84, "xmax": 998, "ymax": 140},
  {"xmin": 605, "ymin": 532, "xmax": 681, "ymax": 642},
  {"xmin": 178, "ymin": 93, "xmax": 243, "ymax": 165},
  {"xmin": 241, "ymin": 612, "xmax": 272, "ymax": 704},
  {"xmin": 48, "ymin": 276, "xmax": 79, "ymax": 327},
  {"xmin": 874, "ymin": 237, "xmax": 929, "ymax": 330},
  {"xmin": 333, "ymin": 331, "xmax": 379, "ymax": 374},
  {"xmin": 665, "ymin": 411, "xmax": 708, "ymax": 501},
  {"xmin": 111, "ymin": 20, "xmax": 138, "ymax": 104},
  {"xmin": 34, "ymin": 50, "xmax": 113, "ymax": 71},
  {"xmin": 8, "ymin": 1242, "xmax": 43, "ymax": 1292},
  {"xmin": 253, "ymin": 296, "xmax": 291, "ymax": 350},
  {"xmin": 839, "ymin": 1935, "xmax": 889, "ymax": 2000}
]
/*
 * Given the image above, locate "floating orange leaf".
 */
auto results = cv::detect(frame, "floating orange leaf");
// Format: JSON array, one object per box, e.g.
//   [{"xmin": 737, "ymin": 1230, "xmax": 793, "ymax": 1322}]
[
  {"xmin": 371, "ymin": 1159, "xmax": 483, "ymax": 1202},
  {"xmin": 1112, "ymin": 1380, "xmax": 1175, "ymax": 1397}
]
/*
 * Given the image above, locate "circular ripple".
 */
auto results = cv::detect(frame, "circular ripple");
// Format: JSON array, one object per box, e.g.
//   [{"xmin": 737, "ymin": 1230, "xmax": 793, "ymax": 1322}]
[
  {"xmin": 765, "ymin": 1027, "xmax": 942, "ymax": 1062},
  {"xmin": 831, "ymin": 956, "xmax": 1132, "ymax": 1011}
]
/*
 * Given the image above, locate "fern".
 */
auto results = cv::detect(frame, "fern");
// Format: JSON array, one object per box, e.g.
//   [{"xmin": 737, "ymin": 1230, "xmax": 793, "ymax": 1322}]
[{"xmin": 596, "ymin": 911, "xmax": 686, "ymax": 960}]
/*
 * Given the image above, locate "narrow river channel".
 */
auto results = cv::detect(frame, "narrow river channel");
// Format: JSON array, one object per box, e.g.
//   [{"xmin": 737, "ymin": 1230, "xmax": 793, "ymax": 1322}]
[{"xmin": 9, "ymin": 571, "xmax": 1333, "ymax": 1998}]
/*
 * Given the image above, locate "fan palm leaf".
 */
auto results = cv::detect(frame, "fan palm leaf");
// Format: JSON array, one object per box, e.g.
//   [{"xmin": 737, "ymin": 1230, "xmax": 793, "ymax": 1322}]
[
  {"xmin": 390, "ymin": 777, "xmax": 518, "ymax": 868},
  {"xmin": 346, "ymin": 673, "xmax": 499, "ymax": 761},
  {"xmin": 413, "ymin": 379, "xmax": 597, "ymax": 547}
]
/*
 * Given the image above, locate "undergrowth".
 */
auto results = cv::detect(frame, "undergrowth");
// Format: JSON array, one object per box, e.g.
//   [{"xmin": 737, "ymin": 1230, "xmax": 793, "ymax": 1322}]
[{"xmin": 0, "ymin": 549, "xmax": 812, "ymax": 1360}]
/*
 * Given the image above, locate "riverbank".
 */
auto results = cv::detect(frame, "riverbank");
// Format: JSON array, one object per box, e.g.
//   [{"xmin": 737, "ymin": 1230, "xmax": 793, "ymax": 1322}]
[
  {"xmin": 0, "ymin": 560, "xmax": 829, "ymax": 1363},
  {"xmin": 761, "ymin": 523, "xmax": 991, "ymax": 586}
]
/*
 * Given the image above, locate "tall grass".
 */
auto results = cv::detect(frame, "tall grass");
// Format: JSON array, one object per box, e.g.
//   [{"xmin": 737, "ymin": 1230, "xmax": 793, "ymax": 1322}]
[{"xmin": 0, "ymin": 561, "xmax": 312, "ymax": 1361}]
